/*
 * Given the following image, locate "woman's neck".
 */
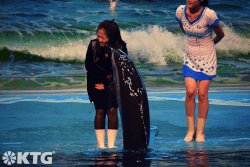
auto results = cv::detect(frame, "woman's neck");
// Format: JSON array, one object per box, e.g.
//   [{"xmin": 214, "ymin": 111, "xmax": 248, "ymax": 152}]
[{"xmin": 189, "ymin": 6, "xmax": 202, "ymax": 14}]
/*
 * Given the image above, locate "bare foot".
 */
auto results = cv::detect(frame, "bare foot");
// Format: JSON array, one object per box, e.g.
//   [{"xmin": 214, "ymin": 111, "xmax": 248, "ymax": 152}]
[
  {"xmin": 196, "ymin": 133, "xmax": 205, "ymax": 142},
  {"xmin": 184, "ymin": 131, "xmax": 194, "ymax": 142}
]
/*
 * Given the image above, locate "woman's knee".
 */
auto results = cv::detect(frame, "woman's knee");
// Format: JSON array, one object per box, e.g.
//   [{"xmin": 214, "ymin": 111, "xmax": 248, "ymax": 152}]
[
  {"xmin": 95, "ymin": 109, "xmax": 107, "ymax": 119},
  {"xmin": 107, "ymin": 108, "xmax": 118, "ymax": 129},
  {"xmin": 186, "ymin": 89, "xmax": 197, "ymax": 100},
  {"xmin": 198, "ymin": 90, "xmax": 208, "ymax": 102},
  {"xmin": 198, "ymin": 80, "xmax": 210, "ymax": 102},
  {"xmin": 94, "ymin": 109, "xmax": 107, "ymax": 129},
  {"xmin": 107, "ymin": 108, "xmax": 118, "ymax": 118},
  {"xmin": 185, "ymin": 77, "xmax": 197, "ymax": 100}
]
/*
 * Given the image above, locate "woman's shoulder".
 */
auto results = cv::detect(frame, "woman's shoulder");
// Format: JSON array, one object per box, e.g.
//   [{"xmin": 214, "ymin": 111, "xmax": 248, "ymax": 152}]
[
  {"xmin": 176, "ymin": 5, "xmax": 185, "ymax": 10},
  {"xmin": 204, "ymin": 7, "xmax": 218, "ymax": 19},
  {"xmin": 90, "ymin": 39, "xmax": 98, "ymax": 44},
  {"xmin": 176, "ymin": 5, "xmax": 185, "ymax": 20},
  {"xmin": 88, "ymin": 39, "xmax": 98, "ymax": 48},
  {"xmin": 176, "ymin": 5, "xmax": 185, "ymax": 13},
  {"xmin": 204, "ymin": 7, "xmax": 219, "ymax": 25}
]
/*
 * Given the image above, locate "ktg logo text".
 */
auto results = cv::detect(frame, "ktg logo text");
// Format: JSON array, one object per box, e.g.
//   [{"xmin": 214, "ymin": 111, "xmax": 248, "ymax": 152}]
[{"xmin": 2, "ymin": 151, "xmax": 54, "ymax": 165}]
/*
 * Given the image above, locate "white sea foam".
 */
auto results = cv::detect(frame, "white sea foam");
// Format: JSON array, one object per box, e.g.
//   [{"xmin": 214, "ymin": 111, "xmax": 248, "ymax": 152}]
[
  {"xmin": 209, "ymin": 99, "xmax": 250, "ymax": 107},
  {"xmin": 122, "ymin": 26, "xmax": 184, "ymax": 65},
  {"xmin": 148, "ymin": 96, "xmax": 250, "ymax": 107},
  {"xmin": 228, "ymin": 138, "xmax": 250, "ymax": 142},
  {"xmin": 0, "ymin": 97, "xmax": 90, "ymax": 104},
  {"xmin": 2, "ymin": 26, "xmax": 250, "ymax": 64},
  {"xmin": 216, "ymin": 26, "xmax": 250, "ymax": 53},
  {"xmin": 29, "ymin": 41, "xmax": 88, "ymax": 62},
  {"xmin": 1, "ymin": 94, "xmax": 249, "ymax": 107}
]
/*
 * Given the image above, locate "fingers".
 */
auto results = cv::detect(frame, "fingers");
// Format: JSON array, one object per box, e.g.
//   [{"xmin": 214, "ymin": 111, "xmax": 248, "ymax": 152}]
[{"xmin": 95, "ymin": 83, "xmax": 105, "ymax": 90}]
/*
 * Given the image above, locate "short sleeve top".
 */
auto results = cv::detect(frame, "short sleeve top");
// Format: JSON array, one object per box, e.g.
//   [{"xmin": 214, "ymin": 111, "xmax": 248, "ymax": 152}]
[{"xmin": 176, "ymin": 5, "xmax": 219, "ymax": 44}]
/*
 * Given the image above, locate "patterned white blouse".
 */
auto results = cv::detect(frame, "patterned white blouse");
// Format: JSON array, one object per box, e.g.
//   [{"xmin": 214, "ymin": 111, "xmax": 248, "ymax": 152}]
[{"xmin": 176, "ymin": 5, "xmax": 220, "ymax": 80}]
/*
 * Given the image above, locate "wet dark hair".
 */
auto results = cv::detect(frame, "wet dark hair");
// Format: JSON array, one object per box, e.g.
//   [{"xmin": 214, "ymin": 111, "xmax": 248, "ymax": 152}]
[
  {"xmin": 97, "ymin": 20, "xmax": 126, "ymax": 50},
  {"xmin": 200, "ymin": 0, "xmax": 209, "ymax": 7}
]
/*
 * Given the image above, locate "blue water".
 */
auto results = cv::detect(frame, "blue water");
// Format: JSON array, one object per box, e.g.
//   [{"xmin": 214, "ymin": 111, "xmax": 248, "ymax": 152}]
[
  {"xmin": 0, "ymin": 0, "xmax": 249, "ymax": 89},
  {"xmin": 0, "ymin": 0, "xmax": 249, "ymax": 65},
  {"xmin": 0, "ymin": 87, "xmax": 250, "ymax": 166},
  {"xmin": 1, "ymin": 0, "xmax": 249, "ymax": 32},
  {"xmin": 0, "ymin": 1, "xmax": 250, "ymax": 165}
]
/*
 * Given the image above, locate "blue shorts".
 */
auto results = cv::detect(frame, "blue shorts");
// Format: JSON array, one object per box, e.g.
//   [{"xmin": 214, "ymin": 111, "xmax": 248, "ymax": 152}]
[{"xmin": 183, "ymin": 65, "xmax": 216, "ymax": 80}]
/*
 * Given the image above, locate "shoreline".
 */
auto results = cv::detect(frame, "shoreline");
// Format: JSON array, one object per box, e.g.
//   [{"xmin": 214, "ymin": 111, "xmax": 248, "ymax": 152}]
[{"xmin": 0, "ymin": 85, "xmax": 249, "ymax": 94}]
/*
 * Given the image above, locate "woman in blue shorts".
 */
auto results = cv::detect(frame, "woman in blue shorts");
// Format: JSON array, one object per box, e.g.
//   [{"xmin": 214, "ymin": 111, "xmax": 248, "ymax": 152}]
[{"xmin": 176, "ymin": 0, "xmax": 224, "ymax": 142}]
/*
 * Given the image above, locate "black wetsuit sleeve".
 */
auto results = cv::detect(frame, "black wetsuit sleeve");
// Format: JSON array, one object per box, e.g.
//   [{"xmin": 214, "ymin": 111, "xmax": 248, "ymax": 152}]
[
  {"xmin": 85, "ymin": 41, "xmax": 93, "ymax": 72},
  {"xmin": 85, "ymin": 41, "xmax": 95, "ymax": 102}
]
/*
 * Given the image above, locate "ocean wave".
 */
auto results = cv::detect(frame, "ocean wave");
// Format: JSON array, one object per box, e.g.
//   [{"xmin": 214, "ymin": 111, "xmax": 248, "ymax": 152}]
[
  {"xmin": 9, "ymin": 12, "xmax": 48, "ymax": 18},
  {"xmin": 209, "ymin": 99, "xmax": 250, "ymax": 107},
  {"xmin": 1, "ymin": 142, "xmax": 25, "ymax": 145},
  {"xmin": 0, "ymin": 96, "xmax": 90, "ymax": 104},
  {"xmin": 228, "ymin": 138, "xmax": 250, "ymax": 142},
  {"xmin": 0, "ymin": 25, "xmax": 249, "ymax": 64},
  {"xmin": 149, "ymin": 96, "xmax": 250, "ymax": 107},
  {"xmin": 210, "ymin": 4, "xmax": 243, "ymax": 10},
  {"xmin": 1, "ymin": 95, "xmax": 249, "ymax": 106}
]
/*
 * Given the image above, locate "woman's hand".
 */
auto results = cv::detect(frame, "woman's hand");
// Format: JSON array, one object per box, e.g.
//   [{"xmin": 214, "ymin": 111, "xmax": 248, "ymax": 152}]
[
  {"xmin": 95, "ymin": 83, "xmax": 105, "ymax": 90},
  {"xmin": 213, "ymin": 24, "xmax": 225, "ymax": 44}
]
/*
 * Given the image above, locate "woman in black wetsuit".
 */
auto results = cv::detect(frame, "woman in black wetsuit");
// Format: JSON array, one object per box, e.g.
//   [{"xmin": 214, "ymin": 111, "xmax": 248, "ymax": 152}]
[{"xmin": 85, "ymin": 20, "xmax": 127, "ymax": 149}]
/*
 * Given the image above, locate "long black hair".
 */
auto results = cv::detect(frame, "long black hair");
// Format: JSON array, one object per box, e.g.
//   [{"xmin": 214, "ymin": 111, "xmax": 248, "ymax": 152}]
[
  {"xmin": 200, "ymin": 0, "xmax": 209, "ymax": 7},
  {"xmin": 97, "ymin": 20, "xmax": 126, "ymax": 50}
]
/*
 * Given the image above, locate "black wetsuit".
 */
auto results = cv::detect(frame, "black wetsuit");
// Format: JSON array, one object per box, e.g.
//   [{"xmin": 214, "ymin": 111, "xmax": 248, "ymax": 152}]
[{"xmin": 85, "ymin": 39, "xmax": 128, "ymax": 109}]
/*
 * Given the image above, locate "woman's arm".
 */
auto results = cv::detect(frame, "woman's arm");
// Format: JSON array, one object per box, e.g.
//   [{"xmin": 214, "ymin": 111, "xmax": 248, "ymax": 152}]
[
  {"xmin": 212, "ymin": 23, "xmax": 224, "ymax": 44},
  {"xmin": 179, "ymin": 22, "xmax": 185, "ymax": 35},
  {"xmin": 85, "ymin": 41, "xmax": 93, "ymax": 71},
  {"xmin": 85, "ymin": 41, "xmax": 105, "ymax": 90}
]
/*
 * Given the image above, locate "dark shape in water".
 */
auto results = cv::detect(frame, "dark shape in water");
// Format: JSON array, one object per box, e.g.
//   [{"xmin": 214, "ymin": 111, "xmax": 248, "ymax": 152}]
[
  {"xmin": 0, "ymin": 47, "xmax": 82, "ymax": 64},
  {"xmin": 9, "ymin": 50, "xmax": 15, "ymax": 66},
  {"xmin": 111, "ymin": 48, "xmax": 150, "ymax": 150}
]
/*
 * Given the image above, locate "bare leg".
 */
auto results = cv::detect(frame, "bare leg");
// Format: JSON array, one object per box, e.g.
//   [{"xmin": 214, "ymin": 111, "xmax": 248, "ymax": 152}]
[
  {"xmin": 197, "ymin": 80, "xmax": 211, "ymax": 119},
  {"xmin": 184, "ymin": 77, "xmax": 197, "ymax": 142},
  {"xmin": 196, "ymin": 80, "xmax": 211, "ymax": 142}
]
